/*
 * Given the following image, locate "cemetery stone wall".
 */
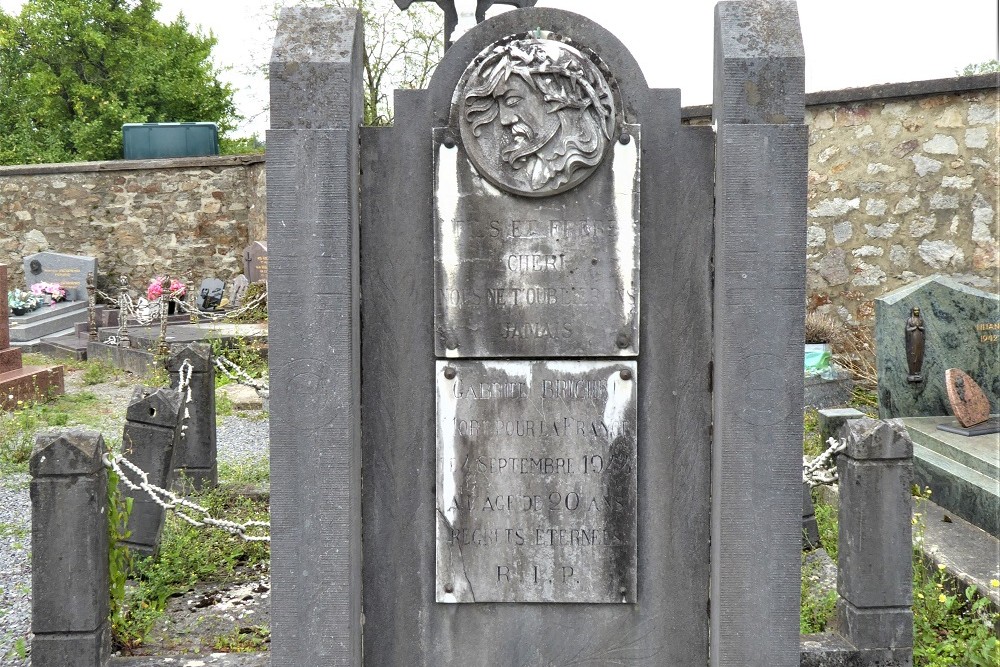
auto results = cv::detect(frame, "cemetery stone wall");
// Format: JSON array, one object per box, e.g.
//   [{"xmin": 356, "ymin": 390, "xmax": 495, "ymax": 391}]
[
  {"xmin": 0, "ymin": 155, "xmax": 266, "ymax": 290},
  {"xmin": 687, "ymin": 74, "xmax": 998, "ymax": 324}
]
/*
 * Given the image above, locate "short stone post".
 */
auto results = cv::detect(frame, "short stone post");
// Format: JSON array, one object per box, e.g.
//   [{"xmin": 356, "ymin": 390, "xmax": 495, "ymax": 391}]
[
  {"xmin": 837, "ymin": 417, "xmax": 914, "ymax": 655},
  {"xmin": 802, "ymin": 481, "xmax": 821, "ymax": 550},
  {"xmin": 120, "ymin": 386, "xmax": 184, "ymax": 555},
  {"xmin": 804, "ymin": 407, "xmax": 867, "ymax": 548},
  {"xmin": 818, "ymin": 407, "xmax": 867, "ymax": 445},
  {"xmin": 166, "ymin": 343, "xmax": 217, "ymax": 489},
  {"xmin": 30, "ymin": 429, "xmax": 111, "ymax": 667}
]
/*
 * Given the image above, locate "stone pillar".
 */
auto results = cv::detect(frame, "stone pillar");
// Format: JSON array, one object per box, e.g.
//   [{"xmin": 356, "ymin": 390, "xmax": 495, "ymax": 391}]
[
  {"xmin": 818, "ymin": 407, "xmax": 867, "ymax": 445},
  {"xmin": 120, "ymin": 386, "xmax": 184, "ymax": 555},
  {"xmin": 30, "ymin": 429, "xmax": 111, "ymax": 666},
  {"xmin": 166, "ymin": 343, "xmax": 216, "ymax": 489},
  {"xmin": 267, "ymin": 7, "xmax": 364, "ymax": 664},
  {"xmin": 711, "ymin": 2, "xmax": 807, "ymax": 665},
  {"xmin": 837, "ymin": 418, "xmax": 914, "ymax": 654}
]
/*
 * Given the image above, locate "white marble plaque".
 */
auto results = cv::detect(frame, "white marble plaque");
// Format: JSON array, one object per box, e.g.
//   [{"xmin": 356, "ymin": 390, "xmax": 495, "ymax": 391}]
[{"xmin": 436, "ymin": 359, "xmax": 637, "ymax": 603}]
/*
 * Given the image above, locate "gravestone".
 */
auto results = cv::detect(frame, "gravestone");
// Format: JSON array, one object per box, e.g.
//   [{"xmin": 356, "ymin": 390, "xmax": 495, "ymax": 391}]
[
  {"xmin": 230, "ymin": 274, "xmax": 250, "ymax": 307},
  {"xmin": 23, "ymin": 251, "xmax": 96, "ymax": 302},
  {"xmin": 196, "ymin": 278, "xmax": 225, "ymax": 311},
  {"xmin": 268, "ymin": 3, "xmax": 805, "ymax": 665},
  {"xmin": 876, "ymin": 274, "xmax": 999, "ymax": 419},
  {"xmin": 243, "ymin": 242, "xmax": 268, "ymax": 284},
  {"xmin": 1, "ymin": 265, "xmax": 64, "ymax": 409},
  {"xmin": 879, "ymin": 276, "xmax": 1000, "ymax": 537}
]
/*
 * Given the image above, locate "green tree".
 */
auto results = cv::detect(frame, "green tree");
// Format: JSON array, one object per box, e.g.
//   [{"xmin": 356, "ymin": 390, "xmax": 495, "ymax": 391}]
[
  {"xmin": 280, "ymin": 0, "xmax": 443, "ymax": 126},
  {"xmin": 957, "ymin": 59, "xmax": 1000, "ymax": 76},
  {"xmin": 0, "ymin": 0, "xmax": 238, "ymax": 165}
]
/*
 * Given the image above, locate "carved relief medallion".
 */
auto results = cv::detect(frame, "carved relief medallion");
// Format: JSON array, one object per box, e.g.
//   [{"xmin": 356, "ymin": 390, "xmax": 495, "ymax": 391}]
[{"xmin": 455, "ymin": 34, "xmax": 619, "ymax": 197}]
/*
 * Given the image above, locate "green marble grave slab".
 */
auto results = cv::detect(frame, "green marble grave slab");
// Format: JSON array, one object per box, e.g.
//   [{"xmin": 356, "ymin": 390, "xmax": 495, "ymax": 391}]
[{"xmin": 876, "ymin": 275, "xmax": 999, "ymax": 419}]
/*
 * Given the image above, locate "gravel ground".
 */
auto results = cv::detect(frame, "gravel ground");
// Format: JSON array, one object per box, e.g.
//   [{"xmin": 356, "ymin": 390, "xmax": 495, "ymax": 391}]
[{"xmin": 0, "ymin": 369, "xmax": 269, "ymax": 666}]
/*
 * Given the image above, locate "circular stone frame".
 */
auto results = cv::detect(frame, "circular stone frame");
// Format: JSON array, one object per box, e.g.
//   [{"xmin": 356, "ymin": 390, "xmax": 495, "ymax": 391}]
[{"xmin": 453, "ymin": 32, "xmax": 621, "ymax": 198}]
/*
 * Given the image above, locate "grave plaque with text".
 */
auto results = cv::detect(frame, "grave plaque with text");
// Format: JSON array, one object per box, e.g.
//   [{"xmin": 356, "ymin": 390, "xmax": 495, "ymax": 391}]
[
  {"xmin": 436, "ymin": 359, "xmax": 637, "ymax": 603},
  {"xmin": 434, "ymin": 33, "xmax": 640, "ymax": 358}
]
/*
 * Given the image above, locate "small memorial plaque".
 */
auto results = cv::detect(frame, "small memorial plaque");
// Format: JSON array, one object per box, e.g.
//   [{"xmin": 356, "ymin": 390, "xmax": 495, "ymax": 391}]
[{"xmin": 436, "ymin": 360, "xmax": 637, "ymax": 603}]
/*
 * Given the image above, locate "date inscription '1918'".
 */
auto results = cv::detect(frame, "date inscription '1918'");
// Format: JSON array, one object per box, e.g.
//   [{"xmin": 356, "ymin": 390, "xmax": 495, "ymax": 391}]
[{"xmin": 436, "ymin": 360, "xmax": 637, "ymax": 603}]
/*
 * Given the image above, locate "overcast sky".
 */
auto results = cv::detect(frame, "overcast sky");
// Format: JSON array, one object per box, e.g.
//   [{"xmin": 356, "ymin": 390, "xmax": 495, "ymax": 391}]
[{"xmin": 1, "ymin": 0, "xmax": 997, "ymax": 138}]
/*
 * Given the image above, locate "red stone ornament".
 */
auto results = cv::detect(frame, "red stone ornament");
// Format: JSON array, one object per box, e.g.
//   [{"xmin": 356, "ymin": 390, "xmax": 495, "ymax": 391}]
[{"xmin": 945, "ymin": 368, "xmax": 991, "ymax": 428}]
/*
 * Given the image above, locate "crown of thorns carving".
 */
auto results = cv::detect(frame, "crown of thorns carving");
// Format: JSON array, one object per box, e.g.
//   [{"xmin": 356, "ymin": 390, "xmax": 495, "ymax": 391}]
[{"xmin": 464, "ymin": 38, "xmax": 615, "ymax": 140}]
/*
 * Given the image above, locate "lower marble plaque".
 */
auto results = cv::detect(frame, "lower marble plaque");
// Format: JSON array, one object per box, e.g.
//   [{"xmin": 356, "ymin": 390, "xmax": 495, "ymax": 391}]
[{"xmin": 436, "ymin": 360, "xmax": 637, "ymax": 603}]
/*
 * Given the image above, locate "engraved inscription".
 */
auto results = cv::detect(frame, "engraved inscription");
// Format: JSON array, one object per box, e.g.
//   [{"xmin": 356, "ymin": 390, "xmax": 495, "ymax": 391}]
[
  {"xmin": 436, "ymin": 360, "xmax": 637, "ymax": 603},
  {"xmin": 434, "ymin": 125, "xmax": 640, "ymax": 357},
  {"xmin": 976, "ymin": 321, "xmax": 999, "ymax": 343},
  {"xmin": 457, "ymin": 34, "xmax": 618, "ymax": 198}
]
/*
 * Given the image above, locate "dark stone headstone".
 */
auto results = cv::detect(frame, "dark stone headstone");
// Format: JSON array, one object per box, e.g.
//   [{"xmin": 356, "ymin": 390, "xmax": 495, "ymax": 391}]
[
  {"xmin": 166, "ymin": 344, "xmax": 217, "ymax": 490},
  {"xmin": 836, "ymin": 418, "xmax": 914, "ymax": 653},
  {"xmin": 243, "ymin": 242, "xmax": 268, "ymax": 284},
  {"xmin": 23, "ymin": 251, "xmax": 97, "ymax": 302},
  {"xmin": 196, "ymin": 278, "xmax": 226, "ymax": 311},
  {"xmin": 876, "ymin": 274, "xmax": 999, "ymax": 419},
  {"xmin": 120, "ymin": 386, "xmax": 184, "ymax": 555}
]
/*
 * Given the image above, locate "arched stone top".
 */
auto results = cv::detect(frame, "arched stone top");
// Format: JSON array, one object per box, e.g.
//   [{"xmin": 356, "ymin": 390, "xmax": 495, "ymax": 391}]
[{"xmin": 427, "ymin": 8, "xmax": 653, "ymax": 127}]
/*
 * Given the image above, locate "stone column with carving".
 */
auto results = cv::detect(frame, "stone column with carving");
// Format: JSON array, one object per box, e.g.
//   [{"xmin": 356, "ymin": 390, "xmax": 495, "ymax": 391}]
[
  {"xmin": 711, "ymin": 2, "xmax": 807, "ymax": 665},
  {"xmin": 267, "ymin": 7, "xmax": 364, "ymax": 664}
]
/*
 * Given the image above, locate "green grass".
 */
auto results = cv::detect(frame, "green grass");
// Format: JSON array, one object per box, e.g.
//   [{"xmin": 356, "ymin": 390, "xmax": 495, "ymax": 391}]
[
  {"xmin": 801, "ymin": 552, "xmax": 838, "ymax": 634},
  {"xmin": 913, "ymin": 565, "xmax": 1000, "ymax": 666},
  {"xmin": 803, "ymin": 408, "xmax": 823, "ymax": 457},
  {"xmin": 213, "ymin": 625, "xmax": 270, "ymax": 652},
  {"xmin": 219, "ymin": 456, "xmax": 270, "ymax": 486},
  {"xmin": 1, "ymin": 392, "xmax": 111, "ymax": 473},
  {"xmin": 113, "ymin": 488, "xmax": 270, "ymax": 652},
  {"xmin": 82, "ymin": 359, "xmax": 125, "ymax": 385},
  {"xmin": 803, "ymin": 489, "xmax": 1000, "ymax": 665}
]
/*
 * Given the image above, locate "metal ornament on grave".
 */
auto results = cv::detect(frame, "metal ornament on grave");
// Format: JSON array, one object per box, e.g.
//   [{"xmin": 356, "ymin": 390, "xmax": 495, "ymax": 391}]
[
  {"xmin": 395, "ymin": 0, "xmax": 538, "ymax": 49},
  {"xmin": 434, "ymin": 32, "xmax": 639, "ymax": 358}
]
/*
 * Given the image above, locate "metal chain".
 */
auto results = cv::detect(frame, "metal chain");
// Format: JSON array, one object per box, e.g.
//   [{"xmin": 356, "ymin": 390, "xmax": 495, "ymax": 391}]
[
  {"xmin": 96, "ymin": 286, "xmax": 267, "ymax": 324},
  {"xmin": 104, "ymin": 451, "xmax": 270, "ymax": 542},
  {"xmin": 214, "ymin": 355, "xmax": 269, "ymax": 393},
  {"xmin": 803, "ymin": 436, "xmax": 847, "ymax": 487},
  {"xmin": 177, "ymin": 359, "xmax": 193, "ymax": 441}
]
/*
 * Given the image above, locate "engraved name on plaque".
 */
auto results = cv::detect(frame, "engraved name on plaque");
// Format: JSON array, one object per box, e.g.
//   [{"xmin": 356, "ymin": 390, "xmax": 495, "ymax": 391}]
[
  {"xmin": 434, "ymin": 33, "xmax": 641, "ymax": 358},
  {"xmin": 436, "ymin": 360, "xmax": 637, "ymax": 603}
]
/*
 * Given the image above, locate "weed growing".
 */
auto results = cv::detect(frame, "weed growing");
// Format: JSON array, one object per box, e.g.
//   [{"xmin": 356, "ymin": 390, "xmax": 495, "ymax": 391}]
[
  {"xmin": 113, "ymin": 488, "xmax": 269, "ymax": 652},
  {"xmin": 219, "ymin": 456, "xmax": 270, "ymax": 487},
  {"xmin": 213, "ymin": 625, "xmax": 270, "ymax": 652},
  {"xmin": 800, "ymin": 553, "xmax": 838, "ymax": 634},
  {"xmin": 82, "ymin": 359, "xmax": 124, "ymax": 386},
  {"xmin": 913, "ymin": 566, "xmax": 1000, "ymax": 666},
  {"xmin": 211, "ymin": 335, "xmax": 267, "ymax": 390}
]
